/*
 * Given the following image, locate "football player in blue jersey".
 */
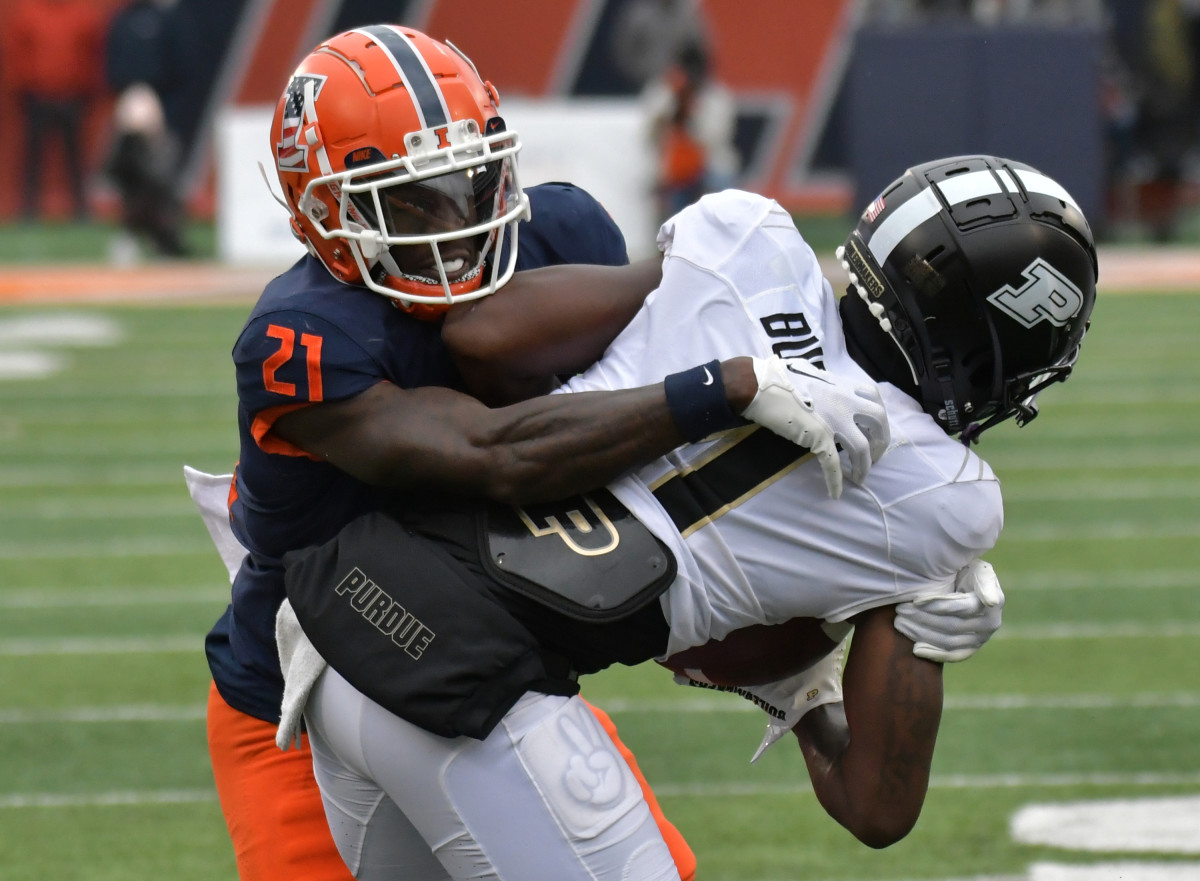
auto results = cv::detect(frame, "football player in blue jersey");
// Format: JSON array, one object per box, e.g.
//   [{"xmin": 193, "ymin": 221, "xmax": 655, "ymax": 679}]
[{"xmin": 201, "ymin": 25, "xmax": 889, "ymax": 881}]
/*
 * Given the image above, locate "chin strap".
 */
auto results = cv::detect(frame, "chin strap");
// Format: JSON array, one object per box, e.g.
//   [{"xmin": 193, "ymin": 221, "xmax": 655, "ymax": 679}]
[{"xmin": 927, "ymin": 354, "xmax": 963, "ymax": 435}]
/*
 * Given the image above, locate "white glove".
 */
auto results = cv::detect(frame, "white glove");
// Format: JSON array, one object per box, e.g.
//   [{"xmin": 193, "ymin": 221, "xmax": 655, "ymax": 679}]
[
  {"xmin": 673, "ymin": 637, "xmax": 847, "ymax": 763},
  {"xmin": 741, "ymin": 357, "xmax": 890, "ymax": 499},
  {"xmin": 893, "ymin": 559, "xmax": 1005, "ymax": 663}
]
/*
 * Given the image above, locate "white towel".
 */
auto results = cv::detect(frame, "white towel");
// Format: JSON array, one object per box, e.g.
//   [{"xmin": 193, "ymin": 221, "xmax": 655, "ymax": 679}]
[
  {"xmin": 274, "ymin": 598, "xmax": 328, "ymax": 750},
  {"xmin": 182, "ymin": 465, "xmax": 246, "ymax": 583},
  {"xmin": 183, "ymin": 465, "xmax": 324, "ymax": 751}
]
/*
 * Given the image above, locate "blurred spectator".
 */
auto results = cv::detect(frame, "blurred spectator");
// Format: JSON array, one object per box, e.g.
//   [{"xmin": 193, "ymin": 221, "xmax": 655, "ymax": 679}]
[
  {"xmin": 2, "ymin": 0, "xmax": 105, "ymax": 221},
  {"xmin": 1141, "ymin": 0, "xmax": 1197, "ymax": 239},
  {"xmin": 1100, "ymin": 37, "xmax": 1141, "ymax": 231},
  {"xmin": 1109, "ymin": 0, "xmax": 1199, "ymax": 240},
  {"xmin": 643, "ymin": 41, "xmax": 738, "ymax": 224},
  {"xmin": 862, "ymin": 0, "xmax": 969, "ymax": 19},
  {"xmin": 863, "ymin": 0, "xmax": 1103, "ymax": 21},
  {"xmin": 104, "ymin": 83, "xmax": 189, "ymax": 260},
  {"xmin": 610, "ymin": 0, "xmax": 709, "ymax": 90},
  {"xmin": 105, "ymin": 0, "xmax": 183, "ymax": 99},
  {"xmin": 974, "ymin": 0, "xmax": 1106, "ymax": 22}
]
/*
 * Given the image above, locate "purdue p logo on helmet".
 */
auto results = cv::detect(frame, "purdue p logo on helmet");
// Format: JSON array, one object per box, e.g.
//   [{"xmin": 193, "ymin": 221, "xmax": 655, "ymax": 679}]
[
  {"xmin": 986, "ymin": 257, "xmax": 1086, "ymax": 330},
  {"xmin": 836, "ymin": 154, "xmax": 1098, "ymax": 441}
]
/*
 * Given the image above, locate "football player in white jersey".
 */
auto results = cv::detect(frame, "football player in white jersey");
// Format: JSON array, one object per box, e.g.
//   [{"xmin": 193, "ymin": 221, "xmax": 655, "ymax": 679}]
[{"xmin": 284, "ymin": 155, "xmax": 1097, "ymax": 880}]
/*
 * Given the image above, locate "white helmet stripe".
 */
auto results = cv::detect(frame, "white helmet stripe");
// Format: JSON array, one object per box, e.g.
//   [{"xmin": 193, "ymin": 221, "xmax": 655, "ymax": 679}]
[
  {"xmin": 357, "ymin": 25, "xmax": 451, "ymax": 130},
  {"xmin": 302, "ymin": 79, "xmax": 333, "ymax": 176},
  {"xmin": 867, "ymin": 188, "xmax": 940, "ymax": 266},
  {"xmin": 937, "ymin": 169, "xmax": 1004, "ymax": 209},
  {"xmin": 1015, "ymin": 168, "xmax": 1082, "ymax": 214},
  {"xmin": 868, "ymin": 166, "xmax": 1083, "ymax": 267}
]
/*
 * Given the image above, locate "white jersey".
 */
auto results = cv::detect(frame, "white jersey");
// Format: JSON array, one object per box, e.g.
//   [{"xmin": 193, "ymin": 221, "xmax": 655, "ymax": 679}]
[{"xmin": 558, "ymin": 191, "xmax": 1003, "ymax": 658}]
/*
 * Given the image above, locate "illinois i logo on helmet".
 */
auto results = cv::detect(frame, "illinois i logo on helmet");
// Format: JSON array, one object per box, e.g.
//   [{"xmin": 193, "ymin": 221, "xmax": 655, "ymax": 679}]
[{"xmin": 275, "ymin": 74, "xmax": 327, "ymax": 173}]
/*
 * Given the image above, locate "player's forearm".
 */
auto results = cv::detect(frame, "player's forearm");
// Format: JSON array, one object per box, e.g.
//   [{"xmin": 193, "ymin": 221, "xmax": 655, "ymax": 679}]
[
  {"xmin": 443, "ymin": 258, "xmax": 663, "ymax": 405},
  {"xmin": 467, "ymin": 386, "xmax": 683, "ymax": 502},
  {"xmin": 796, "ymin": 606, "xmax": 942, "ymax": 848},
  {"xmin": 277, "ymin": 358, "xmax": 757, "ymax": 502},
  {"xmin": 466, "ymin": 356, "xmax": 757, "ymax": 503}
]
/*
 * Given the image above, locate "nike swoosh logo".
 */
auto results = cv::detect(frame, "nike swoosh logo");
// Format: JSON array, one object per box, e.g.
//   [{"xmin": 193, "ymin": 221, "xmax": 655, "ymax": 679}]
[{"xmin": 701, "ymin": 366, "xmax": 714, "ymax": 386}]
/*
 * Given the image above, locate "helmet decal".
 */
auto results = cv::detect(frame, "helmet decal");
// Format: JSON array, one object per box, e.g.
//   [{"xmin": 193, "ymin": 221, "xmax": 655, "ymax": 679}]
[
  {"xmin": 838, "ymin": 155, "xmax": 1097, "ymax": 441},
  {"xmin": 864, "ymin": 195, "xmax": 886, "ymax": 223},
  {"xmin": 867, "ymin": 167, "xmax": 1085, "ymax": 267},
  {"xmin": 357, "ymin": 25, "xmax": 450, "ymax": 129},
  {"xmin": 275, "ymin": 74, "xmax": 327, "ymax": 173},
  {"xmin": 987, "ymin": 258, "xmax": 1086, "ymax": 329}
]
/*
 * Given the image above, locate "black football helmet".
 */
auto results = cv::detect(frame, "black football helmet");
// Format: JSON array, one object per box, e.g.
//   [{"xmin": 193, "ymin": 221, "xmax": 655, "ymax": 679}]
[{"xmin": 837, "ymin": 155, "xmax": 1097, "ymax": 442}]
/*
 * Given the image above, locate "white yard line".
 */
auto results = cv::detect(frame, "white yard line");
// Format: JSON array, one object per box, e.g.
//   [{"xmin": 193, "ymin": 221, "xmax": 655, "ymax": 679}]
[
  {"xmin": 3, "ymin": 772, "xmax": 1199, "ymax": 811},
  {"xmin": 0, "ymin": 465, "xmax": 192, "ymax": 488},
  {"xmin": 0, "ymin": 537, "xmax": 214, "ymax": 560},
  {"xmin": 652, "ymin": 771, "xmax": 1200, "ymax": 798},
  {"xmin": 0, "ymin": 480, "xmax": 1190, "ymax": 522},
  {"xmin": 0, "ymin": 789, "xmax": 215, "ymax": 809},
  {"xmin": 1006, "ymin": 570, "xmax": 1196, "ymax": 590},
  {"xmin": 996, "ymin": 621, "xmax": 1200, "ymax": 639},
  {"xmin": 1028, "ymin": 863, "xmax": 1200, "ymax": 881},
  {"xmin": 0, "ymin": 587, "xmax": 227, "ymax": 608},
  {"xmin": 0, "ymin": 705, "xmax": 205, "ymax": 723},
  {"xmin": 1, "ymin": 521, "xmax": 1198, "ymax": 562},
  {"xmin": 944, "ymin": 693, "xmax": 1200, "ymax": 709},
  {"xmin": 4, "ymin": 692, "xmax": 1200, "ymax": 724},
  {"xmin": 0, "ymin": 499, "xmax": 203, "ymax": 520},
  {"xmin": 594, "ymin": 692, "xmax": 1200, "ymax": 715},
  {"xmin": 0, "ymin": 387, "xmax": 226, "ymax": 402},
  {"xmin": 1000, "ymin": 521, "xmax": 1200, "ymax": 542},
  {"xmin": 0, "ymin": 573, "xmax": 1192, "ymax": 610},
  {"xmin": 1, "ymin": 621, "xmax": 1197, "ymax": 657},
  {"xmin": 986, "ymin": 448, "xmax": 1200, "ymax": 470},
  {"xmin": 0, "ymin": 635, "xmax": 200, "ymax": 656},
  {"xmin": 1014, "ymin": 795, "xmax": 1200, "ymax": 854},
  {"xmin": 1005, "ymin": 481, "xmax": 1200, "ymax": 501}
]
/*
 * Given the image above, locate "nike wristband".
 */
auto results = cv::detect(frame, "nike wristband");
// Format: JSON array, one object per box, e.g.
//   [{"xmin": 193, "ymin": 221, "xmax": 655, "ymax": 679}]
[{"xmin": 663, "ymin": 360, "xmax": 744, "ymax": 442}]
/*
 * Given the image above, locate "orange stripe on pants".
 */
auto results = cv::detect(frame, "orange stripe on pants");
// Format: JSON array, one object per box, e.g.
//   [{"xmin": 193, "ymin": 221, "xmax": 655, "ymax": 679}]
[
  {"xmin": 583, "ymin": 698, "xmax": 697, "ymax": 881},
  {"xmin": 207, "ymin": 682, "xmax": 696, "ymax": 880},
  {"xmin": 207, "ymin": 682, "xmax": 353, "ymax": 881}
]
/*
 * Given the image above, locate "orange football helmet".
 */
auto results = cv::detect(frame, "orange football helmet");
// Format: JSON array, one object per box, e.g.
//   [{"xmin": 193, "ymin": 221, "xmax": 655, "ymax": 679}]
[{"xmin": 271, "ymin": 25, "xmax": 528, "ymax": 316}]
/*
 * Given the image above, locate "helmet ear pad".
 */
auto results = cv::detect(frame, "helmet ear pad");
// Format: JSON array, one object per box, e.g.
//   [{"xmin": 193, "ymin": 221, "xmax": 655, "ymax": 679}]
[
  {"xmin": 839, "ymin": 291, "xmax": 918, "ymax": 399},
  {"xmin": 293, "ymin": 179, "xmax": 367, "ymax": 285},
  {"xmin": 839, "ymin": 245, "xmax": 1000, "ymax": 430}
]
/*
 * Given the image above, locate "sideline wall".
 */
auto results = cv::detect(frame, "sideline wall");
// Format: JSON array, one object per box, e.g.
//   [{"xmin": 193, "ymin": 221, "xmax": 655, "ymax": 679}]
[
  {"xmin": 845, "ymin": 22, "xmax": 1105, "ymax": 225},
  {"xmin": 217, "ymin": 98, "xmax": 657, "ymax": 266}
]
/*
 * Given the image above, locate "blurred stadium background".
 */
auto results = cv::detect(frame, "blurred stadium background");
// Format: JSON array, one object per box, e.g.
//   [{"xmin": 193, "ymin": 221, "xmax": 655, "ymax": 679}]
[{"xmin": 1, "ymin": 1, "xmax": 1199, "ymax": 880}]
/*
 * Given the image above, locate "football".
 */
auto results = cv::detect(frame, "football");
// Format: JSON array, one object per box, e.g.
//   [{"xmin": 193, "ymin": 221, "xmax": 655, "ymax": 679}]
[{"xmin": 659, "ymin": 616, "xmax": 840, "ymax": 686}]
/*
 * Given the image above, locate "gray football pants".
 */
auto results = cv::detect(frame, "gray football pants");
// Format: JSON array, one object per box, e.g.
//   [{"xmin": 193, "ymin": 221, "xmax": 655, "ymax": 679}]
[{"xmin": 304, "ymin": 666, "xmax": 681, "ymax": 881}]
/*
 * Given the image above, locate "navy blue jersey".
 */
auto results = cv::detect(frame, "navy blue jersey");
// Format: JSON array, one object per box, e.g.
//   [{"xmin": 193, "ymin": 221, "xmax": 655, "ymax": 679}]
[{"xmin": 206, "ymin": 183, "xmax": 629, "ymax": 722}]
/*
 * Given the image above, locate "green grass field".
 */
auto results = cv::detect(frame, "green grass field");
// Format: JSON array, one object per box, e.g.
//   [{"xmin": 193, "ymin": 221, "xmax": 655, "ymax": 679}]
[{"xmin": 0, "ymin": 282, "xmax": 1197, "ymax": 880}]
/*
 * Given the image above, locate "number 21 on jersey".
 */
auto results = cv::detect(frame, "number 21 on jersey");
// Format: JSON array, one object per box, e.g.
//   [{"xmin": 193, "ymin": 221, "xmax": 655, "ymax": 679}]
[{"xmin": 262, "ymin": 324, "xmax": 324, "ymax": 401}]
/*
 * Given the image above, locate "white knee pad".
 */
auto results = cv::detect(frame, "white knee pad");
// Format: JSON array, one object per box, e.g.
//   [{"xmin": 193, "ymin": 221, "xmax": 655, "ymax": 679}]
[
  {"xmin": 506, "ymin": 694, "xmax": 645, "ymax": 840},
  {"xmin": 486, "ymin": 694, "xmax": 680, "ymax": 880}
]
